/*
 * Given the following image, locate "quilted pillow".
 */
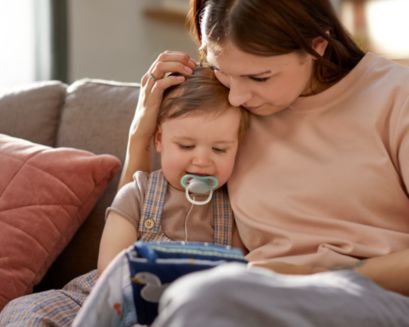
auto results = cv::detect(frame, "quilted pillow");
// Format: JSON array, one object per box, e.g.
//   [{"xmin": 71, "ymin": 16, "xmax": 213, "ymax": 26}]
[{"xmin": 0, "ymin": 134, "xmax": 121, "ymax": 310}]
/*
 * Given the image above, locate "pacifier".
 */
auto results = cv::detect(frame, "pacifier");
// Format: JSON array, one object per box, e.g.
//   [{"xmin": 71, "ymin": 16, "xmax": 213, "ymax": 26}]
[{"xmin": 180, "ymin": 174, "xmax": 219, "ymax": 205}]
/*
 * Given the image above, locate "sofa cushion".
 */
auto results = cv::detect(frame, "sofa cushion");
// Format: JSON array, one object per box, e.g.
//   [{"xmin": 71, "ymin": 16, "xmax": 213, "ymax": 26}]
[
  {"xmin": 0, "ymin": 81, "xmax": 66, "ymax": 146},
  {"xmin": 0, "ymin": 134, "xmax": 121, "ymax": 310}
]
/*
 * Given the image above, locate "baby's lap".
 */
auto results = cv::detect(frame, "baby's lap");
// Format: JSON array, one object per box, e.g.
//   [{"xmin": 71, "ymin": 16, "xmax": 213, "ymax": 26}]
[{"xmin": 0, "ymin": 270, "xmax": 97, "ymax": 325}]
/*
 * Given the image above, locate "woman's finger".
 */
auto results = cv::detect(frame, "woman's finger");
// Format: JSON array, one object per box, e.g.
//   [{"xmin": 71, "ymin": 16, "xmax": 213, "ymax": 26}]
[
  {"xmin": 150, "ymin": 61, "xmax": 193, "ymax": 80},
  {"xmin": 156, "ymin": 50, "xmax": 196, "ymax": 69},
  {"xmin": 150, "ymin": 74, "xmax": 186, "ymax": 97},
  {"xmin": 146, "ymin": 51, "xmax": 196, "ymax": 80}
]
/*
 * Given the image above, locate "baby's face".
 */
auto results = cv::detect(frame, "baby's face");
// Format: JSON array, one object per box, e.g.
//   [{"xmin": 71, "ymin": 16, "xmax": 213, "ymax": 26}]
[{"xmin": 155, "ymin": 105, "xmax": 241, "ymax": 191}]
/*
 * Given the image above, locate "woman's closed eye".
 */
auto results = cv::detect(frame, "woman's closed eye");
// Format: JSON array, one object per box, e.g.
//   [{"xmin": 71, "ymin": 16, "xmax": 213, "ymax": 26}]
[{"xmin": 249, "ymin": 76, "xmax": 270, "ymax": 82}]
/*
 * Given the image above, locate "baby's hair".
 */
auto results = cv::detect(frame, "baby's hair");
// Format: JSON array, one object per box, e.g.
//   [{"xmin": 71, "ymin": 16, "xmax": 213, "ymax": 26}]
[{"xmin": 159, "ymin": 66, "xmax": 249, "ymax": 140}]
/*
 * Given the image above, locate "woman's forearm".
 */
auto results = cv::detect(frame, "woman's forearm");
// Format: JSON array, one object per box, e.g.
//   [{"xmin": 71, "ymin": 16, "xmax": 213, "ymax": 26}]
[
  {"xmin": 118, "ymin": 52, "xmax": 193, "ymax": 189},
  {"xmin": 118, "ymin": 134, "xmax": 152, "ymax": 189},
  {"xmin": 354, "ymin": 248, "xmax": 409, "ymax": 296}
]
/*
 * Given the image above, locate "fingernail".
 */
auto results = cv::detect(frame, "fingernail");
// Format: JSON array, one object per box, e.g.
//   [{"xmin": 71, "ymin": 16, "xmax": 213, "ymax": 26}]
[{"xmin": 188, "ymin": 59, "xmax": 196, "ymax": 67}]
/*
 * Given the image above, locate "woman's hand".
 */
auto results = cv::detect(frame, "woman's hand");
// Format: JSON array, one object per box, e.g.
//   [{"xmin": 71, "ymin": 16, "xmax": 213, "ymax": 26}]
[
  {"xmin": 119, "ymin": 51, "xmax": 196, "ymax": 188},
  {"xmin": 130, "ymin": 50, "xmax": 196, "ymax": 139},
  {"xmin": 249, "ymin": 261, "xmax": 327, "ymax": 275}
]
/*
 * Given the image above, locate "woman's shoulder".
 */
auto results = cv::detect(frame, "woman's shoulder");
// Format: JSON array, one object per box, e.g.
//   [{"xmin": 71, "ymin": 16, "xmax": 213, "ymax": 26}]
[{"xmin": 366, "ymin": 53, "xmax": 409, "ymax": 87}]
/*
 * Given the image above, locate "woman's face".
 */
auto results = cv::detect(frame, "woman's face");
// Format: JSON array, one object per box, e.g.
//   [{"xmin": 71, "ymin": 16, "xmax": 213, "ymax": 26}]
[{"xmin": 206, "ymin": 40, "xmax": 319, "ymax": 116}]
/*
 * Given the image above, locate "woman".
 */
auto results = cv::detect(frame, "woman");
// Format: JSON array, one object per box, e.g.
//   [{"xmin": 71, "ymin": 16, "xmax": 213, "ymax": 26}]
[{"xmin": 122, "ymin": 0, "xmax": 409, "ymax": 326}]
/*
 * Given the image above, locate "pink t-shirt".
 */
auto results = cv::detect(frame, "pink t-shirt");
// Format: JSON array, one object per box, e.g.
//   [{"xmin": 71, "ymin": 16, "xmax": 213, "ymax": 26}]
[{"xmin": 229, "ymin": 53, "xmax": 409, "ymax": 268}]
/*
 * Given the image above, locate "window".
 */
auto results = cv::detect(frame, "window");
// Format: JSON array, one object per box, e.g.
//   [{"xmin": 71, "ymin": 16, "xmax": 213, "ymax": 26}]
[
  {"xmin": 0, "ymin": 0, "xmax": 68, "ymax": 88},
  {"xmin": 0, "ymin": 0, "xmax": 35, "ymax": 87},
  {"xmin": 339, "ymin": 0, "xmax": 409, "ymax": 61}
]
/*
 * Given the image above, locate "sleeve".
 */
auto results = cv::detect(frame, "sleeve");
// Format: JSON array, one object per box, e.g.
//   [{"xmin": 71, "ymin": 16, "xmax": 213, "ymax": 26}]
[{"xmin": 105, "ymin": 171, "xmax": 149, "ymax": 229}]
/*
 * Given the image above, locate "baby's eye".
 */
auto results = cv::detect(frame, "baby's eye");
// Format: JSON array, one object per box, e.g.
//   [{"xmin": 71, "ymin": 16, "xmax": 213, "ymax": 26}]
[
  {"xmin": 213, "ymin": 147, "xmax": 227, "ymax": 153},
  {"xmin": 178, "ymin": 144, "xmax": 194, "ymax": 150}
]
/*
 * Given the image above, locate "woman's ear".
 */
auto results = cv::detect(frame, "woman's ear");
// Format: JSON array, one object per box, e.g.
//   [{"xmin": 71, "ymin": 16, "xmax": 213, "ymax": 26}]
[
  {"xmin": 312, "ymin": 36, "xmax": 329, "ymax": 57},
  {"xmin": 154, "ymin": 127, "xmax": 163, "ymax": 153}
]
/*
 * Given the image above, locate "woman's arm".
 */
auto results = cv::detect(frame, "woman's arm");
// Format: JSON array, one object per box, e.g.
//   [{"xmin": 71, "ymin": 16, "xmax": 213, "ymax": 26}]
[
  {"xmin": 251, "ymin": 249, "xmax": 409, "ymax": 296},
  {"xmin": 118, "ymin": 51, "xmax": 196, "ymax": 188},
  {"xmin": 97, "ymin": 211, "xmax": 138, "ymax": 274},
  {"xmin": 354, "ymin": 248, "xmax": 409, "ymax": 296}
]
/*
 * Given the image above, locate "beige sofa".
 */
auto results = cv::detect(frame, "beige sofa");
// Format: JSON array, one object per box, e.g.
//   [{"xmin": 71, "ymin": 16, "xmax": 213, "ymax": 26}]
[{"xmin": 0, "ymin": 79, "xmax": 146, "ymax": 292}]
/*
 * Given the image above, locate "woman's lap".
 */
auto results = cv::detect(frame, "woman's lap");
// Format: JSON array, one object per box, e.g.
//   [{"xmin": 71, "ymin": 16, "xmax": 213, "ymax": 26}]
[{"xmin": 153, "ymin": 263, "xmax": 409, "ymax": 327}]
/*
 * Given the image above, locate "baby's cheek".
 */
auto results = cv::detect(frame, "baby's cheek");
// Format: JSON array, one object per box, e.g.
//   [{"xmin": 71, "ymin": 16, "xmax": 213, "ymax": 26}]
[{"xmin": 218, "ymin": 157, "xmax": 236, "ymax": 185}]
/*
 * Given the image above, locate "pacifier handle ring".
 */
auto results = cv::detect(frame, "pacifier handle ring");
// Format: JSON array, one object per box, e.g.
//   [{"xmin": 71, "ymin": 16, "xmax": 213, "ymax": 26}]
[{"xmin": 185, "ymin": 188, "xmax": 213, "ymax": 205}]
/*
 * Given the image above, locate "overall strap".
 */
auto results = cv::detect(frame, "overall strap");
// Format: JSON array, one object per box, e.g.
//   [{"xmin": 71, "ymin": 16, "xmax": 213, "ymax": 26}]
[
  {"xmin": 138, "ymin": 170, "xmax": 172, "ymax": 242},
  {"xmin": 212, "ymin": 186, "xmax": 234, "ymax": 246}
]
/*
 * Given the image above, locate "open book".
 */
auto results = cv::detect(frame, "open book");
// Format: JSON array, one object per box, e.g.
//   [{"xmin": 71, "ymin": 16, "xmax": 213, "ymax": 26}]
[
  {"xmin": 73, "ymin": 241, "xmax": 247, "ymax": 327},
  {"xmin": 129, "ymin": 241, "xmax": 247, "ymax": 324}
]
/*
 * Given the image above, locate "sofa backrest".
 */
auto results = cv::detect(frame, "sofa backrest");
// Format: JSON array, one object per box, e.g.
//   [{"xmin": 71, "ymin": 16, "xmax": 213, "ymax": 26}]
[{"xmin": 0, "ymin": 81, "xmax": 67, "ymax": 146}]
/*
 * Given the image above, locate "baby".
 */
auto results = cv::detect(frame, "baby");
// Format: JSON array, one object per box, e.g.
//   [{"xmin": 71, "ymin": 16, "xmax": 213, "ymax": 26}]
[
  {"xmin": 73, "ymin": 67, "xmax": 250, "ymax": 327},
  {"xmin": 98, "ymin": 66, "xmax": 249, "ymax": 273}
]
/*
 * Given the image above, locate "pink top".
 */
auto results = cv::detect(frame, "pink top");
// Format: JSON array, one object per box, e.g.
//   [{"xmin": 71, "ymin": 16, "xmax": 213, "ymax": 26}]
[{"xmin": 229, "ymin": 53, "xmax": 409, "ymax": 268}]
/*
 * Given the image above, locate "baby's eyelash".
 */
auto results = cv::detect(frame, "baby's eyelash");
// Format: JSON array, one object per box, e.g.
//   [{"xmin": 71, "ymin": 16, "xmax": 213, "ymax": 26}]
[
  {"xmin": 213, "ymin": 147, "xmax": 227, "ymax": 153},
  {"xmin": 178, "ymin": 144, "xmax": 194, "ymax": 150}
]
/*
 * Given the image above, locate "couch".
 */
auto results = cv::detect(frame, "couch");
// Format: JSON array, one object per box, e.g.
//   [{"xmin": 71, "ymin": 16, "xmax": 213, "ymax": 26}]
[{"xmin": 0, "ymin": 79, "xmax": 160, "ymax": 309}]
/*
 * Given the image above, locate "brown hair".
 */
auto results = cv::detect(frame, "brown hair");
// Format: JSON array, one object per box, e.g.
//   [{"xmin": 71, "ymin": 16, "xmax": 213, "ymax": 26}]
[
  {"xmin": 188, "ymin": 0, "xmax": 365, "ymax": 85},
  {"xmin": 159, "ymin": 66, "xmax": 249, "ymax": 140}
]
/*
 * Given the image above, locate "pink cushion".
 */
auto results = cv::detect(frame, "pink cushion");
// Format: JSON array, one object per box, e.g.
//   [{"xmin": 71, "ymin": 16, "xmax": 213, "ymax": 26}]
[{"xmin": 0, "ymin": 134, "xmax": 121, "ymax": 310}]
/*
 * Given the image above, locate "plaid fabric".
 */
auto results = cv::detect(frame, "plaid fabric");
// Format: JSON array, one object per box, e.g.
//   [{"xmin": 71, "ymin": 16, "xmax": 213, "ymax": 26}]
[
  {"xmin": 139, "ymin": 169, "xmax": 234, "ymax": 245},
  {"xmin": 0, "ymin": 270, "xmax": 97, "ymax": 327},
  {"xmin": 212, "ymin": 187, "xmax": 233, "ymax": 246},
  {"xmin": 138, "ymin": 170, "xmax": 172, "ymax": 242}
]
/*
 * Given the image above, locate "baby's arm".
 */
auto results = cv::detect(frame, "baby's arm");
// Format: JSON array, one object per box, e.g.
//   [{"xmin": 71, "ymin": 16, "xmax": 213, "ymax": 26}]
[{"xmin": 97, "ymin": 211, "xmax": 137, "ymax": 274}]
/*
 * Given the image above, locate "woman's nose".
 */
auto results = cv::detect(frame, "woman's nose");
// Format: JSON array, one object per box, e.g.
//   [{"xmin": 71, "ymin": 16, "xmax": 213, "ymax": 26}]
[{"xmin": 228, "ymin": 79, "xmax": 251, "ymax": 107}]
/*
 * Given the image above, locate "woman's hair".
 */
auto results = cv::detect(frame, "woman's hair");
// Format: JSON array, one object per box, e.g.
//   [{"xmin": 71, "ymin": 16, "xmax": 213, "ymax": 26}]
[
  {"xmin": 188, "ymin": 0, "xmax": 365, "ymax": 85},
  {"xmin": 159, "ymin": 66, "xmax": 249, "ymax": 140}
]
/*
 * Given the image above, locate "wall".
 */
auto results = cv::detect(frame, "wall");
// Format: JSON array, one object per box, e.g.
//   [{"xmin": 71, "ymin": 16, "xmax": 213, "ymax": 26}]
[{"xmin": 68, "ymin": 0, "xmax": 197, "ymax": 83}]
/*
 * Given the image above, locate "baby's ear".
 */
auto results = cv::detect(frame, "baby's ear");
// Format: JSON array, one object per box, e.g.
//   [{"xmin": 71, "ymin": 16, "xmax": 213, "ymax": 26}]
[{"xmin": 154, "ymin": 127, "xmax": 163, "ymax": 153}]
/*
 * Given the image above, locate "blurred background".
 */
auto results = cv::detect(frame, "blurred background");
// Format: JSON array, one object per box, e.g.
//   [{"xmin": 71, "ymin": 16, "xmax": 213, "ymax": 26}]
[{"xmin": 1, "ymin": 0, "xmax": 408, "ymax": 88}]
